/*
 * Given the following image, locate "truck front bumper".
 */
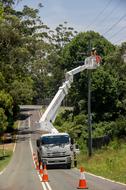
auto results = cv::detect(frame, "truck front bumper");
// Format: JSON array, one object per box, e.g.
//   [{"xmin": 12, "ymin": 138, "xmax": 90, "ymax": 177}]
[{"xmin": 41, "ymin": 156, "xmax": 71, "ymax": 165}]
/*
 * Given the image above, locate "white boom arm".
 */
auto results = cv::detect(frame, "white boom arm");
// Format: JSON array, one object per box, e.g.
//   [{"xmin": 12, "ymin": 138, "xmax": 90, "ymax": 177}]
[{"xmin": 39, "ymin": 56, "xmax": 99, "ymax": 133}]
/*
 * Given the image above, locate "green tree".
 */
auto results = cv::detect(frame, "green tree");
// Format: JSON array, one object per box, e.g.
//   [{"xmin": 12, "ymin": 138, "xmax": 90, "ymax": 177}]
[
  {"xmin": 9, "ymin": 77, "xmax": 34, "ymax": 105},
  {"xmin": 0, "ymin": 0, "xmax": 50, "ymax": 106},
  {"xmin": 91, "ymin": 67, "xmax": 119, "ymax": 121},
  {"xmin": 0, "ymin": 90, "xmax": 13, "ymax": 130},
  {"xmin": 0, "ymin": 108, "xmax": 8, "ymax": 133},
  {"xmin": 0, "ymin": 0, "xmax": 51, "ymax": 128},
  {"xmin": 50, "ymin": 22, "xmax": 78, "ymax": 49},
  {"xmin": 63, "ymin": 31, "xmax": 115, "ymax": 70},
  {"xmin": 55, "ymin": 32, "xmax": 126, "ymax": 144}
]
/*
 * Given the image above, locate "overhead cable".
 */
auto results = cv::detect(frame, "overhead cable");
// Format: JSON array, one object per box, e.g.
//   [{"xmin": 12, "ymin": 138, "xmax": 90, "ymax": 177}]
[
  {"xmin": 97, "ymin": 0, "xmax": 122, "ymax": 26},
  {"xmin": 109, "ymin": 25, "xmax": 126, "ymax": 40},
  {"xmin": 103, "ymin": 13, "xmax": 126, "ymax": 36},
  {"xmin": 113, "ymin": 36, "xmax": 126, "ymax": 44},
  {"xmin": 86, "ymin": 0, "xmax": 113, "ymax": 30}
]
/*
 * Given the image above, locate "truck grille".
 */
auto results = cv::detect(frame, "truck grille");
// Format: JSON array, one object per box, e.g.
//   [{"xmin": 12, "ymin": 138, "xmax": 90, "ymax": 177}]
[{"xmin": 47, "ymin": 152, "xmax": 66, "ymax": 157}]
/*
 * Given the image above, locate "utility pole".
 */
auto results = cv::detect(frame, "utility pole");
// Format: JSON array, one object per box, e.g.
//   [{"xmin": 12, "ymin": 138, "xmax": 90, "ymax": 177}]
[
  {"xmin": 88, "ymin": 39, "xmax": 92, "ymax": 157},
  {"xmin": 88, "ymin": 69, "xmax": 92, "ymax": 157},
  {"xmin": 77, "ymin": 43, "xmax": 93, "ymax": 157},
  {"xmin": 77, "ymin": 42, "xmax": 101, "ymax": 157}
]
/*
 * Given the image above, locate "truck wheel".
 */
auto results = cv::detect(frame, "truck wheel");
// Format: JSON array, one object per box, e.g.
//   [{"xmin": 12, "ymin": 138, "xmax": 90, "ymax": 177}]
[
  {"xmin": 74, "ymin": 160, "xmax": 77, "ymax": 167},
  {"xmin": 67, "ymin": 163, "xmax": 71, "ymax": 169}
]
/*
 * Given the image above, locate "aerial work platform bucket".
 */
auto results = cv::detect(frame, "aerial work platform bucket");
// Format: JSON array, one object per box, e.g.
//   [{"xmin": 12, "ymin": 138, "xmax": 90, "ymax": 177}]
[{"xmin": 85, "ymin": 56, "xmax": 101, "ymax": 69}]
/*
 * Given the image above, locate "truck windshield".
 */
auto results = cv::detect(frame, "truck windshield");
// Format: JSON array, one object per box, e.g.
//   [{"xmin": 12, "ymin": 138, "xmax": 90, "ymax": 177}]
[{"xmin": 41, "ymin": 135, "xmax": 69, "ymax": 145}]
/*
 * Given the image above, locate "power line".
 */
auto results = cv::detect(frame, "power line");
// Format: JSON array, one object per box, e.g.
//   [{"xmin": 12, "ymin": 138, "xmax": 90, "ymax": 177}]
[
  {"xmin": 85, "ymin": 0, "xmax": 126, "ymax": 45},
  {"xmin": 109, "ymin": 24, "xmax": 126, "ymax": 40},
  {"xmin": 113, "ymin": 36, "xmax": 126, "ymax": 44},
  {"xmin": 86, "ymin": 0, "xmax": 113, "ymax": 30},
  {"xmin": 102, "ymin": 13, "xmax": 126, "ymax": 36},
  {"xmin": 97, "ymin": 0, "xmax": 122, "ymax": 26}
]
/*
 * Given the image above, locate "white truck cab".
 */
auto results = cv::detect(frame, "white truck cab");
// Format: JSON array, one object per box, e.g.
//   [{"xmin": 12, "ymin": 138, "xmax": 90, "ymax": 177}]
[{"xmin": 37, "ymin": 133, "xmax": 73, "ymax": 169}]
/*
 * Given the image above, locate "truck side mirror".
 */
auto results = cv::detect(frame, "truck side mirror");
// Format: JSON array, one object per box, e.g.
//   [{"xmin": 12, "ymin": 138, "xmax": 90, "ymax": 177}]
[
  {"xmin": 36, "ymin": 139, "xmax": 40, "ymax": 147},
  {"xmin": 70, "ymin": 145, "xmax": 73, "ymax": 151}
]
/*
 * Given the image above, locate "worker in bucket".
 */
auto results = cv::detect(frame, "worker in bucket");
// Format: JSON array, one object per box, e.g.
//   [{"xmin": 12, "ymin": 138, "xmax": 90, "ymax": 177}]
[
  {"xmin": 91, "ymin": 47, "xmax": 101, "ymax": 65},
  {"xmin": 85, "ymin": 47, "xmax": 101, "ymax": 68}
]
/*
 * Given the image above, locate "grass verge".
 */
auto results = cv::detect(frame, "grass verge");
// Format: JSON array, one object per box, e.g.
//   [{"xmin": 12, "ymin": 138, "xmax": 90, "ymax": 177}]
[
  {"xmin": 0, "ymin": 121, "xmax": 19, "ymax": 172},
  {"xmin": 0, "ymin": 149, "xmax": 13, "ymax": 172},
  {"xmin": 77, "ymin": 139, "xmax": 126, "ymax": 184}
]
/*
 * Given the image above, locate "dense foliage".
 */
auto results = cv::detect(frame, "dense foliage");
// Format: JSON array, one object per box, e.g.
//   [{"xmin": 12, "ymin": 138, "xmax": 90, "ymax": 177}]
[
  {"xmin": 54, "ymin": 38, "xmax": 126, "ymax": 147},
  {"xmin": 0, "ymin": 0, "xmax": 77, "ymax": 133},
  {"xmin": 54, "ymin": 33, "xmax": 126, "ymax": 146},
  {"xmin": 0, "ymin": 0, "xmax": 46, "ymax": 132},
  {"xmin": 1, "ymin": 0, "xmax": 126, "ymax": 145}
]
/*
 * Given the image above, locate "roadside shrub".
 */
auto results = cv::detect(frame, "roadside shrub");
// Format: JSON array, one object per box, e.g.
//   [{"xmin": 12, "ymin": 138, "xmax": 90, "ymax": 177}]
[{"xmin": 113, "ymin": 117, "xmax": 126, "ymax": 137}]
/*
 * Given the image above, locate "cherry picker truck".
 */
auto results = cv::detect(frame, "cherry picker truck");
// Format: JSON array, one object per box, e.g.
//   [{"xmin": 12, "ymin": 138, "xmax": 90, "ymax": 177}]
[{"xmin": 36, "ymin": 53, "xmax": 100, "ymax": 168}]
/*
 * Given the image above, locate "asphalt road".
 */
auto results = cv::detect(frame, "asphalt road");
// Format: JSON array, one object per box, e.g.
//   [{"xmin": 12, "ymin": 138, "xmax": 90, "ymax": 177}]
[{"xmin": 0, "ymin": 106, "xmax": 126, "ymax": 190}]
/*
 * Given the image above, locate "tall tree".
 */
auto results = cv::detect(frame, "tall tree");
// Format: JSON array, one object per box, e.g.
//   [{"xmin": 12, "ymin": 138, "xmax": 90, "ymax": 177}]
[{"xmin": 0, "ymin": 0, "xmax": 51, "ymax": 130}]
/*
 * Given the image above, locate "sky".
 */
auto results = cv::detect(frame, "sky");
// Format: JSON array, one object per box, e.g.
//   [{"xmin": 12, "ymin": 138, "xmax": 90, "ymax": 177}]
[{"xmin": 15, "ymin": 0, "xmax": 126, "ymax": 45}]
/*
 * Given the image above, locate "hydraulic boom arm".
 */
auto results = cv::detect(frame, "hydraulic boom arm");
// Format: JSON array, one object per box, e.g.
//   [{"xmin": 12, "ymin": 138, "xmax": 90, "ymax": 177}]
[{"xmin": 39, "ymin": 56, "xmax": 99, "ymax": 133}]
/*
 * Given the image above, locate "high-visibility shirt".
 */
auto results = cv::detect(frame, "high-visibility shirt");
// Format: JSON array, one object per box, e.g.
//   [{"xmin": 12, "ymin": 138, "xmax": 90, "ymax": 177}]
[{"xmin": 95, "ymin": 55, "xmax": 102, "ymax": 64}]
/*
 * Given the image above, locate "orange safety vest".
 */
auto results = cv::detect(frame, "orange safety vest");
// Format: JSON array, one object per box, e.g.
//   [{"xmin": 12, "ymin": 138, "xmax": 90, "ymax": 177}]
[{"xmin": 95, "ymin": 55, "xmax": 101, "ymax": 64}]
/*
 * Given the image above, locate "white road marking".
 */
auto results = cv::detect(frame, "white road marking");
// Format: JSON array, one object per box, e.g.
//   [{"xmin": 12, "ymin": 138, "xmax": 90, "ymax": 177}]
[
  {"xmin": 85, "ymin": 171, "xmax": 126, "ymax": 186},
  {"xmin": 45, "ymin": 182, "xmax": 52, "ymax": 190},
  {"xmin": 41, "ymin": 182, "xmax": 47, "ymax": 190},
  {"xmin": 28, "ymin": 113, "xmax": 52, "ymax": 190},
  {"xmin": 13, "ymin": 143, "xmax": 16, "ymax": 153},
  {"xmin": 13, "ymin": 121, "xmax": 20, "ymax": 153},
  {"xmin": 0, "ymin": 168, "xmax": 6, "ymax": 175},
  {"xmin": 74, "ymin": 168, "xmax": 126, "ymax": 187}
]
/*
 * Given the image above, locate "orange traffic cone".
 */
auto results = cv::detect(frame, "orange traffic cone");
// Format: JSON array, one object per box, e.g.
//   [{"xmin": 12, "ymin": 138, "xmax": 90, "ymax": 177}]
[
  {"xmin": 77, "ymin": 167, "xmax": 88, "ymax": 189},
  {"xmin": 42, "ymin": 164, "xmax": 49, "ymax": 182},
  {"xmin": 39, "ymin": 162, "xmax": 43, "ymax": 175}
]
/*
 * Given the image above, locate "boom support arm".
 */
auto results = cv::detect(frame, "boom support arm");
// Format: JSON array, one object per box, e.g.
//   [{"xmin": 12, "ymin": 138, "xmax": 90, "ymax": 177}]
[{"xmin": 39, "ymin": 56, "xmax": 99, "ymax": 133}]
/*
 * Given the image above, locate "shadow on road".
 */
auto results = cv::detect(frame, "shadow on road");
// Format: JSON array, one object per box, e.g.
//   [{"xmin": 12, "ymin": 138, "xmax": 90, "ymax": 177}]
[
  {"xmin": 18, "ymin": 113, "xmax": 32, "ymax": 121},
  {"xmin": 20, "ymin": 108, "xmax": 38, "ymax": 112},
  {"xmin": 46, "ymin": 165, "xmax": 71, "ymax": 170},
  {"xmin": 14, "ymin": 128, "xmax": 38, "ymax": 142}
]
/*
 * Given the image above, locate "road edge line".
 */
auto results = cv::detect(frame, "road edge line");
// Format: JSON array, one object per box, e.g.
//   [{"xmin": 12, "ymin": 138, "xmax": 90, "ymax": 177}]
[
  {"xmin": 28, "ymin": 114, "xmax": 52, "ymax": 190},
  {"xmin": 13, "ymin": 121, "xmax": 20, "ymax": 153},
  {"xmin": 85, "ymin": 171, "xmax": 126, "ymax": 186},
  {"xmin": 74, "ymin": 168, "xmax": 126, "ymax": 186},
  {"xmin": 0, "ymin": 168, "xmax": 6, "ymax": 175},
  {"xmin": 45, "ymin": 182, "xmax": 52, "ymax": 190}
]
